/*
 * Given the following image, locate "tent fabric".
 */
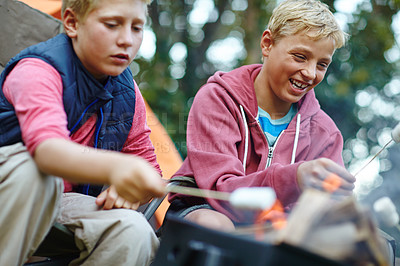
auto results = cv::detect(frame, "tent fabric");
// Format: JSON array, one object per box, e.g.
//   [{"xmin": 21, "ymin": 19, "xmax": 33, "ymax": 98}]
[{"xmin": 0, "ymin": 0, "xmax": 62, "ymax": 73}]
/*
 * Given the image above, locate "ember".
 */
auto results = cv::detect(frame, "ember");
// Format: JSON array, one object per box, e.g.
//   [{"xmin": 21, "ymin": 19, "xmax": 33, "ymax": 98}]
[{"xmin": 255, "ymin": 200, "xmax": 287, "ymax": 230}]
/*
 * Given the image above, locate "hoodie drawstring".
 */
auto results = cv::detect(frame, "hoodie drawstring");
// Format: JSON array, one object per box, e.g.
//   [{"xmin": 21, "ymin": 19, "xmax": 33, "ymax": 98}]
[
  {"xmin": 239, "ymin": 105, "xmax": 249, "ymax": 172},
  {"xmin": 291, "ymin": 114, "xmax": 301, "ymax": 164}
]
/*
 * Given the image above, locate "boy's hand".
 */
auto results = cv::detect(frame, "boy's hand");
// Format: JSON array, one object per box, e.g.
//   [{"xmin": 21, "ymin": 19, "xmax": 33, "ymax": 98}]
[
  {"xmin": 34, "ymin": 139, "xmax": 167, "ymax": 201},
  {"xmin": 297, "ymin": 158, "xmax": 355, "ymax": 196},
  {"xmin": 108, "ymin": 155, "xmax": 166, "ymax": 204},
  {"xmin": 96, "ymin": 186, "xmax": 140, "ymax": 210}
]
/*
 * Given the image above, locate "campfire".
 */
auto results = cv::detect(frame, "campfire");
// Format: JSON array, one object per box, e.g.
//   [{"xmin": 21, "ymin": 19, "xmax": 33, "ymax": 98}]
[
  {"xmin": 154, "ymin": 188, "xmax": 395, "ymax": 266},
  {"xmin": 167, "ymin": 182, "xmax": 395, "ymax": 265},
  {"xmin": 274, "ymin": 189, "xmax": 392, "ymax": 265}
]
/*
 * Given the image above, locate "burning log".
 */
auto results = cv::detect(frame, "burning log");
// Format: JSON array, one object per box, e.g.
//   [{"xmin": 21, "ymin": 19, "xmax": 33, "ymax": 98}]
[{"xmin": 273, "ymin": 189, "xmax": 392, "ymax": 265}]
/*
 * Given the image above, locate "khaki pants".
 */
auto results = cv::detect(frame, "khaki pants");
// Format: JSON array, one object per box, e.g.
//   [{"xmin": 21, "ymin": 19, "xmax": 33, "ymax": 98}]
[
  {"xmin": 0, "ymin": 143, "xmax": 63, "ymax": 266},
  {"xmin": 59, "ymin": 193, "xmax": 159, "ymax": 266},
  {"xmin": 0, "ymin": 143, "xmax": 159, "ymax": 266}
]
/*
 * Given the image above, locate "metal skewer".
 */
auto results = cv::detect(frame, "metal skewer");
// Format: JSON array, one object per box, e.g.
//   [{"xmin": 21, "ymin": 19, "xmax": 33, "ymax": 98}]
[
  {"xmin": 353, "ymin": 122, "xmax": 400, "ymax": 177},
  {"xmin": 353, "ymin": 139, "xmax": 393, "ymax": 177}
]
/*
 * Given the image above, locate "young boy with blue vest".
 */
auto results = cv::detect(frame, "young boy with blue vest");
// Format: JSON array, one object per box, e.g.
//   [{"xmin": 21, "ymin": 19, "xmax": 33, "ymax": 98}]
[
  {"xmin": 167, "ymin": 0, "xmax": 356, "ymax": 230},
  {"xmin": 0, "ymin": 0, "xmax": 166, "ymax": 265}
]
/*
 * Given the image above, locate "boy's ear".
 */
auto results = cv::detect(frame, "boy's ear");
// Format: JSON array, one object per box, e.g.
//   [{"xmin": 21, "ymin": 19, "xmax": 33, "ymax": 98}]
[
  {"xmin": 63, "ymin": 8, "xmax": 78, "ymax": 38},
  {"xmin": 260, "ymin": 29, "xmax": 274, "ymax": 57}
]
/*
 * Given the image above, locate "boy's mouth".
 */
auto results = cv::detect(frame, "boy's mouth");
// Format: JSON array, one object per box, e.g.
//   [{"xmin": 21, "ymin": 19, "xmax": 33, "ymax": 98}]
[
  {"xmin": 113, "ymin": 54, "xmax": 129, "ymax": 60},
  {"xmin": 290, "ymin": 78, "xmax": 309, "ymax": 91}
]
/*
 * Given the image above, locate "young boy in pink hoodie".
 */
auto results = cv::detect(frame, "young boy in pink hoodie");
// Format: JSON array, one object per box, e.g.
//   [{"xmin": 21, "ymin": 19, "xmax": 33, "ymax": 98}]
[
  {"xmin": 0, "ymin": 0, "xmax": 166, "ymax": 265},
  {"xmin": 168, "ymin": 0, "xmax": 356, "ymax": 230}
]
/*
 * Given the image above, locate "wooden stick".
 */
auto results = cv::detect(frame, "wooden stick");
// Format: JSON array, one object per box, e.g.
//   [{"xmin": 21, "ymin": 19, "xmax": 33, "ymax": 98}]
[
  {"xmin": 167, "ymin": 184, "xmax": 231, "ymax": 201},
  {"xmin": 233, "ymin": 223, "xmax": 274, "ymax": 235}
]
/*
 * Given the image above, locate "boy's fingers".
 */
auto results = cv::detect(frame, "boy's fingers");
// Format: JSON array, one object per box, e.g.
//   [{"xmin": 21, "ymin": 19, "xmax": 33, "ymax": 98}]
[
  {"xmin": 325, "ymin": 161, "xmax": 356, "ymax": 183},
  {"xmin": 103, "ymin": 187, "xmax": 119, "ymax": 210},
  {"xmin": 339, "ymin": 179, "xmax": 355, "ymax": 190},
  {"xmin": 322, "ymin": 173, "xmax": 341, "ymax": 193},
  {"xmin": 131, "ymin": 202, "xmax": 140, "ymax": 210},
  {"xmin": 139, "ymin": 172, "xmax": 166, "ymax": 196},
  {"xmin": 150, "ymin": 177, "xmax": 168, "ymax": 197},
  {"xmin": 122, "ymin": 201, "xmax": 132, "ymax": 209},
  {"xmin": 114, "ymin": 197, "xmax": 125, "ymax": 208},
  {"xmin": 95, "ymin": 190, "xmax": 107, "ymax": 206},
  {"xmin": 321, "ymin": 173, "xmax": 355, "ymax": 194}
]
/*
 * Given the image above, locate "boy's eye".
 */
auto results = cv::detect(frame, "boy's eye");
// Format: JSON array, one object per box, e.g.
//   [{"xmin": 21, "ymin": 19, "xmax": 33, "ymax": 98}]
[
  {"xmin": 318, "ymin": 62, "xmax": 329, "ymax": 69},
  {"xmin": 104, "ymin": 22, "xmax": 118, "ymax": 28},
  {"xmin": 293, "ymin": 54, "xmax": 306, "ymax": 61},
  {"xmin": 132, "ymin": 25, "xmax": 143, "ymax": 32},
  {"xmin": 132, "ymin": 22, "xmax": 144, "ymax": 32}
]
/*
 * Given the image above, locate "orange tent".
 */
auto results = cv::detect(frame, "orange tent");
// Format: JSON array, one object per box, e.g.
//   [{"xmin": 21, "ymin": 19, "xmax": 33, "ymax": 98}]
[
  {"xmin": 18, "ymin": 0, "xmax": 182, "ymax": 227},
  {"xmin": 144, "ymin": 102, "xmax": 183, "ymax": 226},
  {"xmin": 19, "ymin": 0, "xmax": 62, "ymax": 19}
]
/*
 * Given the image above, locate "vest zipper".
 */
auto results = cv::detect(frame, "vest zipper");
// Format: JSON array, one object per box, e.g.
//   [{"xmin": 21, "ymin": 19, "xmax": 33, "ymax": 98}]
[
  {"xmin": 94, "ymin": 107, "xmax": 104, "ymax": 149},
  {"xmin": 85, "ymin": 107, "xmax": 104, "ymax": 195},
  {"xmin": 69, "ymin": 99, "xmax": 99, "ymax": 195}
]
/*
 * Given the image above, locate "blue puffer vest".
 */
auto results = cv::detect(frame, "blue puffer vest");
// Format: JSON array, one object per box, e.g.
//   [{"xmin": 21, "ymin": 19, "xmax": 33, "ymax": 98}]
[{"xmin": 0, "ymin": 33, "xmax": 136, "ymax": 196}]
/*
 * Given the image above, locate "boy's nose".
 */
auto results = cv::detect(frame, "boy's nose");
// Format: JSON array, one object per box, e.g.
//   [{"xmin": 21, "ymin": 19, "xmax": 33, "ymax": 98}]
[
  {"xmin": 117, "ymin": 27, "xmax": 134, "ymax": 47},
  {"xmin": 301, "ymin": 64, "xmax": 316, "ymax": 81}
]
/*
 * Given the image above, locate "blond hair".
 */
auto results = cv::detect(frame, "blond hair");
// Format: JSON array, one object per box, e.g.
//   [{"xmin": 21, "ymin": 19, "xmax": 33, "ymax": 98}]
[
  {"xmin": 62, "ymin": 0, "xmax": 151, "ymax": 20},
  {"xmin": 267, "ymin": 0, "xmax": 347, "ymax": 49}
]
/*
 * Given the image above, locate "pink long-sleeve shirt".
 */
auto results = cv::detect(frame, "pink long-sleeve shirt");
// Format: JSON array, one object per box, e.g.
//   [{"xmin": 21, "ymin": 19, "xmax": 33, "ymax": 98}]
[{"xmin": 3, "ymin": 58, "xmax": 161, "ymax": 191}]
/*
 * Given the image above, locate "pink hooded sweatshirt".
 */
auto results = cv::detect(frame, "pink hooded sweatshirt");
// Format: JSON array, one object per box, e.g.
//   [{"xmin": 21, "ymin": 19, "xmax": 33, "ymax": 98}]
[{"xmin": 170, "ymin": 64, "xmax": 344, "ymax": 222}]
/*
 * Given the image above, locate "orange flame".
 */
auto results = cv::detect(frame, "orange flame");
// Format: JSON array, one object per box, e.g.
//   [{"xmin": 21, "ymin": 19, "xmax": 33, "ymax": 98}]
[
  {"xmin": 322, "ymin": 173, "xmax": 342, "ymax": 193},
  {"xmin": 255, "ymin": 200, "xmax": 287, "ymax": 230},
  {"xmin": 251, "ymin": 199, "xmax": 287, "ymax": 240}
]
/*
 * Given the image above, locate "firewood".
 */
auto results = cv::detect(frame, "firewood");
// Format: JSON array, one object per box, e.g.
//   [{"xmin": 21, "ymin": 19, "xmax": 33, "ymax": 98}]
[{"xmin": 274, "ymin": 189, "xmax": 391, "ymax": 265}]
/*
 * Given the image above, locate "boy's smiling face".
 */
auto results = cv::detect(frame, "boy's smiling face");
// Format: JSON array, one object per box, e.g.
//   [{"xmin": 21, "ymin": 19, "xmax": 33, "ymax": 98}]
[
  {"xmin": 64, "ymin": 0, "xmax": 147, "ymax": 81},
  {"xmin": 258, "ymin": 30, "xmax": 335, "ymax": 115}
]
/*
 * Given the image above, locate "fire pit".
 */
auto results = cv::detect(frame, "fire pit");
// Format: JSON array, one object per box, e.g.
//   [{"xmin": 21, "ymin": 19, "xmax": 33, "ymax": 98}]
[
  {"xmin": 153, "ymin": 214, "xmax": 347, "ymax": 266},
  {"xmin": 153, "ymin": 189, "xmax": 395, "ymax": 266}
]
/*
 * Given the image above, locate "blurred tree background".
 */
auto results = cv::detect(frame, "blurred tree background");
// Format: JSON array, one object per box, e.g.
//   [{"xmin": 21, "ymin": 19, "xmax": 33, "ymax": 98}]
[{"xmin": 133, "ymin": 0, "xmax": 400, "ymax": 202}]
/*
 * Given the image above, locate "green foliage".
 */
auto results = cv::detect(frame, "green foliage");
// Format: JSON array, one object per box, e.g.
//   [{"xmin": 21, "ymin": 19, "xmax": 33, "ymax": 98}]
[
  {"xmin": 316, "ymin": 0, "xmax": 399, "ymax": 168},
  {"xmin": 138, "ymin": 0, "xmax": 275, "ymax": 157}
]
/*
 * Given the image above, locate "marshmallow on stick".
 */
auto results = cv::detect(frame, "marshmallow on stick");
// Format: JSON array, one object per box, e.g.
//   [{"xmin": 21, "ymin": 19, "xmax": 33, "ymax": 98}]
[
  {"xmin": 167, "ymin": 184, "xmax": 276, "ymax": 211},
  {"xmin": 391, "ymin": 122, "xmax": 400, "ymax": 144},
  {"xmin": 373, "ymin": 196, "xmax": 400, "ymax": 230}
]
